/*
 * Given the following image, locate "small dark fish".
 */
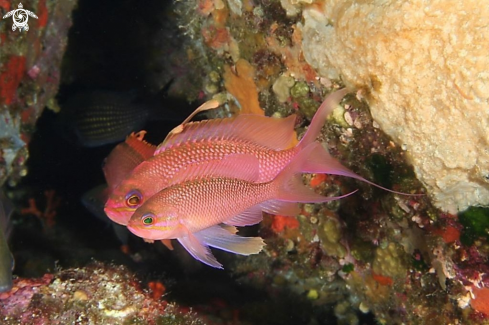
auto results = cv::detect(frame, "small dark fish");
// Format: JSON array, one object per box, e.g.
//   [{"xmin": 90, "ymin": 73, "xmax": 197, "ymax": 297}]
[
  {"xmin": 81, "ymin": 184, "xmax": 110, "ymax": 223},
  {"xmin": 0, "ymin": 191, "xmax": 14, "ymax": 293},
  {"xmin": 81, "ymin": 184, "xmax": 129, "ymax": 245},
  {"xmin": 56, "ymin": 88, "xmax": 190, "ymax": 147}
]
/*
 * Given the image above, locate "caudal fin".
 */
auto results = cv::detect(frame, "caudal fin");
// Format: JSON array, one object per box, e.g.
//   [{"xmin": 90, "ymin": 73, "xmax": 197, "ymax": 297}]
[
  {"xmin": 270, "ymin": 142, "xmax": 357, "ymax": 204},
  {"xmin": 298, "ymin": 88, "xmax": 349, "ymax": 150},
  {"xmin": 301, "ymin": 143, "xmax": 421, "ymax": 196},
  {"xmin": 294, "ymin": 88, "xmax": 420, "ymax": 196}
]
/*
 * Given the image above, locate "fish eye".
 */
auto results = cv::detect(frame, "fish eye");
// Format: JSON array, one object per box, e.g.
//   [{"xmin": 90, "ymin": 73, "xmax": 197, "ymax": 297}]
[
  {"xmin": 125, "ymin": 190, "xmax": 142, "ymax": 207},
  {"xmin": 141, "ymin": 214, "xmax": 155, "ymax": 226}
]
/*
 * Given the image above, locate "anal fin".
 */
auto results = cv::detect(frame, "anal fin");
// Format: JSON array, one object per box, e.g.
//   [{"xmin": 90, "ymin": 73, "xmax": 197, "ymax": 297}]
[{"xmin": 194, "ymin": 225, "xmax": 265, "ymax": 256}]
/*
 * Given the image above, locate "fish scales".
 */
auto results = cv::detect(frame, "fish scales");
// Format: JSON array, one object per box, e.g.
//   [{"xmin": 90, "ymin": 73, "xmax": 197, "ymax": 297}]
[
  {"xmin": 77, "ymin": 108, "xmax": 147, "ymax": 137},
  {"xmin": 103, "ymin": 132, "xmax": 156, "ymax": 192},
  {"xmin": 150, "ymin": 177, "xmax": 271, "ymax": 233},
  {"xmin": 147, "ymin": 141, "xmax": 296, "ymax": 184}
]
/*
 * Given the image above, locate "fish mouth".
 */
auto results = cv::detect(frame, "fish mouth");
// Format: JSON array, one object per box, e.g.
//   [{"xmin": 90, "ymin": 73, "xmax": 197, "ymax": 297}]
[
  {"xmin": 127, "ymin": 224, "xmax": 167, "ymax": 241},
  {"xmin": 104, "ymin": 204, "xmax": 135, "ymax": 214},
  {"xmin": 127, "ymin": 224, "xmax": 144, "ymax": 237},
  {"xmin": 104, "ymin": 206, "xmax": 135, "ymax": 225},
  {"xmin": 110, "ymin": 207, "xmax": 136, "ymax": 213}
]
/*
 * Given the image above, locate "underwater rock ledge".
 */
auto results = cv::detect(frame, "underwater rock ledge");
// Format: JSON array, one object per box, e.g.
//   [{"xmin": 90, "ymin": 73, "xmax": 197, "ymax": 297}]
[
  {"xmin": 0, "ymin": 262, "xmax": 208, "ymax": 325},
  {"xmin": 299, "ymin": 0, "xmax": 489, "ymax": 213},
  {"xmin": 0, "ymin": 0, "xmax": 77, "ymax": 188}
]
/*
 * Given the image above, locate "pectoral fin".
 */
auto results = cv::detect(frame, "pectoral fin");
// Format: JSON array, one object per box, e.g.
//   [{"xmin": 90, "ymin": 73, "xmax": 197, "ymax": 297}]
[
  {"xmin": 194, "ymin": 225, "xmax": 265, "ymax": 256},
  {"xmin": 177, "ymin": 230, "xmax": 222, "ymax": 269}
]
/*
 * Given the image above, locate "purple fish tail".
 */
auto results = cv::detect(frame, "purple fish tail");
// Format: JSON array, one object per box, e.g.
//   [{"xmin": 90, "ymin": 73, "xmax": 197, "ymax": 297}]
[
  {"xmin": 270, "ymin": 142, "xmax": 357, "ymax": 204},
  {"xmin": 295, "ymin": 88, "xmax": 420, "ymax": 196},
  {"xmin": 300, "ymin": 143, "xmax": 420, "ymax": 195},
  {"xmin": 297, "ymin": 88, "xmax": 349, "ymax": 150}
]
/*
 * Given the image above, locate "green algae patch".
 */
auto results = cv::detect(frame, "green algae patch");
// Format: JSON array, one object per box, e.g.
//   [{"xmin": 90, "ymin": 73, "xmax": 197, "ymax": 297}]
[
  {"xmin": 290, "ymin": 81, "xmax": 309, "ymax": 98},
  {"xmin": 341, "ymin": 263, "xmax": 354, "ymax": 273},
  {"xmin": 459, "ymin": 206, "xmax": 489, "ymax": 245}
]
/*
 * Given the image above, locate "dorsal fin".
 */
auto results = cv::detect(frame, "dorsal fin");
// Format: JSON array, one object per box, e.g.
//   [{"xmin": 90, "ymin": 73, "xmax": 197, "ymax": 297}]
[
  {"xmin": 103, "ymin": 143, "xmax": 143, "ymax": 190},
  {"xmin": 169, "ymin": 153, "xmax": 260, "ymax": 185},
  {"xmin": 298, "ymin": 88, "xmax": 348, "ymax": 150},
  {"xmin": 156, "ymin": 114, "xmax": 297, "ymax": 155},
  {"xmin": 103, "ymin": 132, "xmax": 156, "ymax": 190},
  {"xmin": 125, "ymin": 131, "xmax": 156, "ymax": 160}
]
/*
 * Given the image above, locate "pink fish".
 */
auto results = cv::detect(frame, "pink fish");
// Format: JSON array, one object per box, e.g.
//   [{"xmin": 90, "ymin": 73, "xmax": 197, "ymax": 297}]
[
  {"xmin": 127, "ymin": 142, "xmax": 357, "ymax": 268},
  {"xmin": 105, "ymin": 89, "xmax": 361, "ymax": 225}
]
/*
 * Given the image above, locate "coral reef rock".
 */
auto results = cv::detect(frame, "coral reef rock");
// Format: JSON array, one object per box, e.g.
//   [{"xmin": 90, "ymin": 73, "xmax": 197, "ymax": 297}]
[
  {"xmin": 0, "ymin": 0, "xmax": 76, "ymax": 187},
  {"xmin": 299, "ymin": 0, "xmax": 489, "ymax": 213},
  {"xmin": 0, "ymin": 263, "xmax": 208, "ymax": 325}
]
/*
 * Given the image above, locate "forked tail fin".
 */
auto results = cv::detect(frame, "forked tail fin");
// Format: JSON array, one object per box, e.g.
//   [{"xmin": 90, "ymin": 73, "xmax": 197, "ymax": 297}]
[
  {"xmin": 298, "ymin": 88, "xmax": 349, "ymax": 150},
  {"xmin": 272, "ymin": 142, "xmax": 358, "ymax": 203},
  {"xmin": 294, "ymin": 88, "xmax": 421, "ymax": 196},
  {"xmin": 300, "ymin": 143, "xmax": 422, "ymax": 195}
]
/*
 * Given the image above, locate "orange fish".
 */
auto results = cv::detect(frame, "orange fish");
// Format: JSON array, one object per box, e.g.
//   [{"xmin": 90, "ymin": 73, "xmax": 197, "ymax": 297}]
[
  {"xmin": 105, "ymin": 89, "xmax": 353, "ymax": 225},
  {"xmin": 83, "ymin": 131, "xmax": 155, "ymax": 219},
  {"xmin": 82, "ymin": 132, "xmax": 174, "ymax": 250},
  {"xmin": 103, "ymin": 131, "xmax": 156, "ymax": 192},
  {"xmin": 127, "ymin": 142, "xmax": 357, "ymax": 268}
]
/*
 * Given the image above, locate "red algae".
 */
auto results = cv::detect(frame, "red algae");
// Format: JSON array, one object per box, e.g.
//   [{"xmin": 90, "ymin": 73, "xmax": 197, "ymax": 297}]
[
  {"xmin": 0, "ymin": 0, "xmax": 9, "ymax": 11},
  {"xmin": 371, "ymin": 272, "xmax": 393, "ymax": 287},
  {"xmin": 310, "ymin": 174, "xmax": 327, "ymax": 188},
  {"xmin": 37, "ymin": 0, "xmax": 48, "ymax": 28},
  {"xmin": 271, "ymin": 215, "xmax": 300, "ymax": 233},
  {"xmin": 0, "ymin": 56, "xmax": 26, "ymax": 105},
  {"xmin": 438, "ymin": 225, "xmax": 461, "ymax": 244},
  {"xmin": 0, "ymin": 0, "xmax": 75, "ymax": 188},
  {"xmin": 202, "ymin": 25, "xmax": 231, "ymax": 50},
  {"xmin": 471, "ymin": 287, "xmax": 489, "ymax": 316}
]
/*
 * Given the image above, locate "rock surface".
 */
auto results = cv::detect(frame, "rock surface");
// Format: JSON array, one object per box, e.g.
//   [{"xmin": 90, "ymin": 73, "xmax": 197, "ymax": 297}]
[{"xmin": 300, "ymin": 0, "xmax": 489, "ymax": 213}]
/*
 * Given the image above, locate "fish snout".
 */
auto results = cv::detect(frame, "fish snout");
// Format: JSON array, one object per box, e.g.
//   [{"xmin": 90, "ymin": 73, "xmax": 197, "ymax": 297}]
[
  {"xmin": 104, "ymin": 205, "xmax": 134, "ymax": 226},
  {"xmin": 127, "ymin": 221, "xmax": 146, "ymax": 238}
]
